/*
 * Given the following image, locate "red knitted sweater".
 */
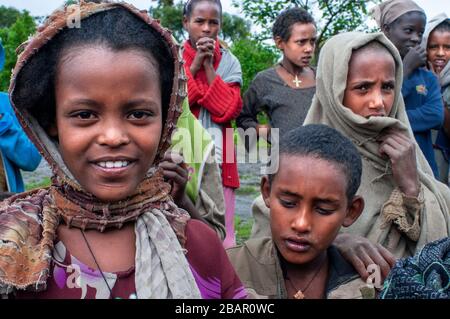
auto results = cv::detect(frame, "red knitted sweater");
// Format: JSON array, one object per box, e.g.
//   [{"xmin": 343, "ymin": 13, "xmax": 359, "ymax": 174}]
[{"xmin": 183, "ymin": 39, "xmax": 242, "ymax": 189}]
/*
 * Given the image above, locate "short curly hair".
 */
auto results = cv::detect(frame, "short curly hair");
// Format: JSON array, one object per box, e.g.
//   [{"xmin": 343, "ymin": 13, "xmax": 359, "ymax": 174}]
[
  {"xmin": 269, "ymin": 124, "xmax": 362, "ymax": 201},
  {"xmin": 272, "ymin": 7, "xmax": 315, "ymax": 42},
  {"xmin": 13, "ymin": 7, "xmax": 174, "ymax": 131}
]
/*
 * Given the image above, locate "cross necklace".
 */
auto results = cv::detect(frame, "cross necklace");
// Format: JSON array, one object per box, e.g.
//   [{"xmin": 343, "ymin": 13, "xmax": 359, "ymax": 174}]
[
  {"xmin": 279, "ymin": 62, "xmax": 302, "ymax": 88},
  {"xmin": 285, "ymin": 254, "xmax": 327, "ymax": 299}
]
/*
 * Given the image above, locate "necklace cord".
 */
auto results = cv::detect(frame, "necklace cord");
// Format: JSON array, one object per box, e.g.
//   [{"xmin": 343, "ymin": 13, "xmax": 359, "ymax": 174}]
[
  {"xmin": 279, "ymin": 62, "xmax": 303, "ymax": 87},
  {"xmin": 285, "ymin": 255, "xmax": 327, "ymax": 298},
  {"xmin": 80, "ymin": 229, "xmax": 114, "ymax": 298}
]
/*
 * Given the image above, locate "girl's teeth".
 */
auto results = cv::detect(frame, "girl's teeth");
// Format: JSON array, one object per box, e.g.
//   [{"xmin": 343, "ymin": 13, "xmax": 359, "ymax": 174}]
[{"xmin": 97, "ymin": 161, "xmax": 129, "ymax": 168}]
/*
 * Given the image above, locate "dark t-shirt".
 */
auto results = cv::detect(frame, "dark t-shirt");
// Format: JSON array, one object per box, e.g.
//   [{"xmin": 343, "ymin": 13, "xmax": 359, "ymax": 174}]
[
  {"xmin": 15, "ymin": 220, "xmax": 246, "ymax": 299},
  {"xmin": 237, "ymin": 67, "xmax": 316, "ymax": 138}
]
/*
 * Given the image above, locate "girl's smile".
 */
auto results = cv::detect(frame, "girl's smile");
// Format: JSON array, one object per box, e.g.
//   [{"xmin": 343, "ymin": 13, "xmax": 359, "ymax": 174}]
[{"xmin": 52, "ymin": 46, "xmax": 163, "ymax": 202}]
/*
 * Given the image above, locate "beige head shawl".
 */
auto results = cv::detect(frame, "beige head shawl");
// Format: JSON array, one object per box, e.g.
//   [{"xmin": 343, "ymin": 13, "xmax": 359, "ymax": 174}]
[
  {"xmin": 303, "ymin": 32, "xmax": 450, "ymax": 258},
  {"xmin": 371, "ymin": 0, "xmax": 425, "ymax": 28},
  {"xmin": 421, "ymin": 13, "xmax": 450, "ymax": 88}
]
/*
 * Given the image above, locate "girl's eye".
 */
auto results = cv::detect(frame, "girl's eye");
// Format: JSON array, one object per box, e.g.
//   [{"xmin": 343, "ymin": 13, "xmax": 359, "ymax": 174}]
[
  {"xmin": 356, "ymin": 85, "xmax": 369, "ymax": 92},
  {"xmin": 382, "ymin": 83, "xmax": 395, "ymax": 91},
  {"xmin": 128, "ymin": 110, "xmax": 152, "ymax": 120},
  {"xmin": 73, "ymin": 111, "xmax": 95, "ymax": 120}
]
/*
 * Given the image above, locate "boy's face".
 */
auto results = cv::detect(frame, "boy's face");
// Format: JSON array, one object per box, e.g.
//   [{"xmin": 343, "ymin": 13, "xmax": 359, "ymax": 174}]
[
  {"xmin": 343, "ymin": 49, "xmax": 396, "ymax": 118},
  {"xmin": 52, "ymin": 46, "xmax": 163, "ymax": 202},
  {"xmin": 261, "ymin": 155, "xmax": 363, "ymax": 266},
  {"xmin": 183, "ymin": 1, "xmax": 221, "ymax": 48},
  {"xmin": 275, "ymin": 22, "xmax": 317, "ymax": 68},
  {"xmin": 383, "ymin": 12, "xmax": 426, "ymax": 58},
  {"xmin": 427, "ymin": 29, "xmax": 450, "ymax": 74}
]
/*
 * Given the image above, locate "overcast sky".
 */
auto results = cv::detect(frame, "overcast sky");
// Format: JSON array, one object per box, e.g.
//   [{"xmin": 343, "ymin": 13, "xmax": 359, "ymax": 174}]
[{"xmin": 0, "ymin": 0, "xmax": 447, "ymax": 23}]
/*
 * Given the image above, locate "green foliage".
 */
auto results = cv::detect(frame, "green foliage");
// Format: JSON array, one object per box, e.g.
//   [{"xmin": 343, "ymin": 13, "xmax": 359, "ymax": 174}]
[
  {"xmin": 0, "ymin": 11, "xmax": 36, "ymax": 92},
  {"xmin": 25, "ymin": 177, "xmax": 51, "ymax": 191},
  {"xmin": 150, "ymin": 2, "xmax": 186, "ymax": 42},
  {"xmin": 235, "ymin": 185, "xmax": 259, "ymax": 196},
  {"xmin": 221, "ymin": 12, "xmax": 250, "ymax": 43},
  {"xmin": 233, "ymin": 0, "xmax": 381, "ymax": 54},
  {"xmin": 230, "ymin": 39, "xmax": 279, "ymax": 94},
  {"xmin": 0, "ymin": 6, "xmax": 22, "ymax": 28}
]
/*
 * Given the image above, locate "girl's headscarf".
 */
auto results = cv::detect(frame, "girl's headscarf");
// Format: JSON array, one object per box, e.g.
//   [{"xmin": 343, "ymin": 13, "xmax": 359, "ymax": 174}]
[
  {"xmin": 303, "ymin": 32, "xmax": 450, "ymax": 258},
  {"xmin": 421, "ymin": 13, "xmax": 450, "ymax": 89},
  {"xmin": 0, "ymin": 1, "xmax": 201, "ymax": 298},
  {"xmin": 370, "ymin": 0, "xmax": 425, "ymax": 28}
]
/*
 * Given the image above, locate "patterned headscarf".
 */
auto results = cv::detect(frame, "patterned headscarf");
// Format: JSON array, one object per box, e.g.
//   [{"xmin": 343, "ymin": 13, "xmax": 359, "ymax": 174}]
[
  {"xmin": 381, "ymin": 237, "xmax": 450, "ymax": 299},
  {"xmin": 0, "ymin": 1, "xmax": 201, "ymax": 298},
  {"xmin": 371, "ymin": 0, "xmax": 425, "ymax": 28}
]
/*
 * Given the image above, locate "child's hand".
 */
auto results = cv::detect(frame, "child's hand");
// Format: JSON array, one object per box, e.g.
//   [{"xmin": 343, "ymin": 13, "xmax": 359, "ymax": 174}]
[
  {"xmin": 403, "ymin": 46, "xmax": 427, "ymax": 78},
  {"xmin": 334, "ymin": 233, "xmax": 397, "ymax": 282},
  {"xmin": 377, "ymin": 129, "xmax": 420, "ymax": 197},
  {"xmin": 159, "ymin": 152, "xmax": 189, "ymax": 206},
  {"xmin": 190, "ymin": 37, "xmax": 215, "ymax": 76}
]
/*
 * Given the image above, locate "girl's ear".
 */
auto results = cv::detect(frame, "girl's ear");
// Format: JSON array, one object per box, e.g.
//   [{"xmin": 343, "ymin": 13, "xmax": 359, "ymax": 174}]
[
  {"xmin": 382, "ymin": 24, "xmax": 390, "ymax": 35},
  {"xmin": 274, "ymin": 36, "xmax": 284, "ymax": 51},
  {"xmin": 342, "ymin": 195, "xmax": 364, "ymax": 227},
  {"xmin": 182, "ymin": 16, "xmax": 189, "ymax": 31},
  {"xmin": 261, "ymin": 175, "xmax": 271, "ymax": 208}
]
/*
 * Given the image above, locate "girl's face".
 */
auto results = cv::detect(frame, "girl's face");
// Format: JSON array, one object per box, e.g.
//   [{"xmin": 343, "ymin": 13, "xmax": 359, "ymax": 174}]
[
  {"xmin": 343, "ymin": 48, "xmax": 396, "ymax": 118},
  {"xmin": 183, "ymin": 1, "xmax": 221, "ymax": 47},
  {"xmin": 276, "ymin": 23, "xmax": 317, "ymax": 68},
  {"xmin": 427, "ymin": 29, "xmax": 450, "ymax": 74},
  {"xmin": 383, "ymin": 11, "xmax": 426, "ymax": 58},
  {"xmin": 52, "ymin": 46, "xmax": 163, "ymax": 202}
]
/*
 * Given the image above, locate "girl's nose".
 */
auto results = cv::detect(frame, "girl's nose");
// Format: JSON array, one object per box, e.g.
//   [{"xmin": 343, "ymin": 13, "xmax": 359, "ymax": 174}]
[
  {"xmin": 202, "ymin": 23, "xmax": 211, "ymax": 33},
  {"xmin": 369, "ymin": 91, "xmax": 384, "ymax": 110},
  {"xmin": 97, "ymin": 123, "xmax": 130, "ymax": 147},
  {"xmin": 410, "ymin": 33, "xmax": 421, "ymax": 44},
  {"xmin": 305, "ymin": 42, "xmax": 314, "ymax": 53},
  {"xmin": 437, "ymin": 46, "xmax": 445, "ymax": 57}
]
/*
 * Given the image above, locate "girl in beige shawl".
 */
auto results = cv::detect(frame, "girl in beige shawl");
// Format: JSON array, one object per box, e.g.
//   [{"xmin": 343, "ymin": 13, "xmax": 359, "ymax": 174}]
[{"xmin": 303, "ymin": 31, "xmax": 450, "ymax": 259}]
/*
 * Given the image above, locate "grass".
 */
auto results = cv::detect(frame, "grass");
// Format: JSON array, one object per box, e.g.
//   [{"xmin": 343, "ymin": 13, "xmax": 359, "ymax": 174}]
[
  {"xmin": 235, "ymin": 185, "xmax": 259, "ymax": 196},
  {"xmin": 25, "ymin": 177, "xmax": 51, "ymax": 191},
  {"xmin": 235, "ymin": 216, "xmax": 254, "ymax": 245}
]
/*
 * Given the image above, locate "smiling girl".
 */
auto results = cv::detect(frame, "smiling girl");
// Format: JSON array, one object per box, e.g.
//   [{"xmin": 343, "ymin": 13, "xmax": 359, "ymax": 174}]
[
  {"xmin": 422, "ymin": 14, "xmax": 450, "ymax": 184},
  {"xmin": 0, "ymin": 1, "xmax": 246, "ymax": 299}
]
